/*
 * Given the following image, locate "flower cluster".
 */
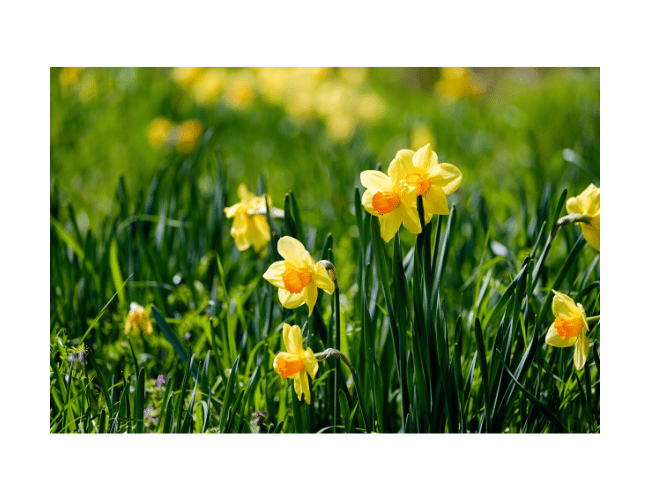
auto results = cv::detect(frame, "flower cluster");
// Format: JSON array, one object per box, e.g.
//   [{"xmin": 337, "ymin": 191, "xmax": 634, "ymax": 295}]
[
  {"xmin": 360, "ymin": 143, "xmax": 463, "ymax": 241},
  {"xmin": 147, "ymin": 117, "xmax": 203, "ymax": 154}
]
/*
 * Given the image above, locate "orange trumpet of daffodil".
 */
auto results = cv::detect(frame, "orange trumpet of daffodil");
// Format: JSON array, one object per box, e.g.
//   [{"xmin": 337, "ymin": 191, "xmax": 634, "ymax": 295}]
[
  {"xmin": 263, "ymin": 236, "xmax": 335, "ymax": 316},
  {"xmin": 273, "ymin": 324, "xmax": 319, "ymax": 404},
  {"xmin": 566, "ymin": 184, "xmax": 600, "ymax": 252},
  {"xmin": 124, "ymin": 302, "xmax": 153, "ymax": 336},
  {"xmin": 545, "ymin": 290, "xmax": 590, "ymax": 370}
]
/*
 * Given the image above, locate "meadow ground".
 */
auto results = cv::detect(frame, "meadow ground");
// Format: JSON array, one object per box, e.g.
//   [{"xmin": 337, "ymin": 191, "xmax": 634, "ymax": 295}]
[{"xmin": 50, "ymin": 67, "xmax": 600, "ymax": 434}]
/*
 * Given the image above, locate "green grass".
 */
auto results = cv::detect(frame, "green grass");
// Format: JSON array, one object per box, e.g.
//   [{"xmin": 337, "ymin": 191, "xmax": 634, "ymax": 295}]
[{"xmin": 50, "ymin": 67, "xmax": 599, "ymax": 433}]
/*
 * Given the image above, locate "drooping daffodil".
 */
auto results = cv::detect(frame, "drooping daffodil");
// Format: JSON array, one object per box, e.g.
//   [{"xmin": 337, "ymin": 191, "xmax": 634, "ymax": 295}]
[
  {"xmin": 124, "ymin": 302, "xmax": 154, "ymax": 336},
  {"xmin": 224, "ymin": 184, "xmax": 272, "ymax": 256},
  {"xmin": 566, "ymin": 184, "xmax": 600, "ymax": 252},
  {"xmin": 263, "ymin": 236, "xmax": 335, "ymax": 316},
  {"xmin": 273, "ymin": 324, "xmax": 319, "ymax": 404},
  {"xmin": 387, "ymin": 143, "xmax": 462, "ymax": 223},
  {"xmin": 545, "ymin": 290, "xmax": 590, "ymax": 370}
]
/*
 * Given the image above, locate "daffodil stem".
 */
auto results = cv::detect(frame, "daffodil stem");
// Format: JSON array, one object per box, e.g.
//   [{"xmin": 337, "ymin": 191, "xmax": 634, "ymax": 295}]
[
  {"xmin": 334, "ymin": 286, "xmax": 340, "ymax": 434},
  {"xmin": 587, "ymin": 315, "xmax": 600, "ymax": 325},
  {"xmin": 315, "ymin": 349, "xmax": 371, "ymax": 433}
]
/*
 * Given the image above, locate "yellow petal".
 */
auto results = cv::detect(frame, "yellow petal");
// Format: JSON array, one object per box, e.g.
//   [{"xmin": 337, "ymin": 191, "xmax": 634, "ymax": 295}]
[
  {"xmin": 278, "ymin": 288, "xmax": 306, "ymax": 309},
  {"xmin": 361, "ymin": 188, "xmax": 378, "ymax": 215},
  {"xmin": 360, "ymin": 170, "xmax": 393, "ymax": 192},
  {"xmin": 379, "ymin": 211, "xmax": 402, "ymax": 242},
  {"xmin": 224, "ymin": 204, "xmax": 241, "ymax": 218},
  {"xmin": 303, "ymin": 348, "xmax": 319, "ymax": 379},
  {"xmin": 430, "ymin": 163, "xmax": 462, "ymax": 195},
  {"xmin": 304, "ymin": 282, "xmax": 318, "ymax": 316},
  {"xmin": 581, "ymin": 213, "xmax": 600, "ymax": 252},
  {"xmin": 578, "ymin": 303, "xmax": 590, "ymax": 333},
  {"xmin": 277, "ymin": 236, "xmax": 307, "ymax": 266},
  {"xmin": 295, "ymin": 371, "xmax": 311, "ymax": 404},
  {"xmin": 237, "ymin": 184, "xmax": 253, "ymax": 202},
  {"xmin": 144, "ymin": 319, "xmax": 153, "ymax": 335},
  {"xmin": 313, "ymin": 264, "xmax": 335, "ymax": 295},
  {"xmin": 124, "ymin": 319, "xmax": 132, "ymax": 334},
  {"xmin": 566, "ymin": 195, "xmax": 582, "ymax": 216},
  {"xmin": 412, "ymin": 143, "xmax": 438, "ymax": 170},
  {"xmin": 573, "ymin": 331, "xmax": 589, "ymax": 370},
  {"xmin": 551, "ymin": 290, "xmax": 580, "ymax": 318},
  {"xmin": 387, "ymin": 149, "xmax": 415, "ymax": 182},
  {"xmin": 273, "ymin": 351, "xmax": 303, "ymax": 379},
  {"xmin": 545, "ymin": 324, "xmax": 579, "ymax": 347},
  {"xmin": 283, "ymin": 324, "xmax": 304, "ymax": 355},
  {"xmin": 399, "ymin": 204, "xmax": 422, "ymax": 235},
  {"xmin": 422, "ymin": 184, "xmax": 450, "ymax": 216},
  {"xmin": 263, "ymin": 261, "xmax": 287, "ymax": 287}
]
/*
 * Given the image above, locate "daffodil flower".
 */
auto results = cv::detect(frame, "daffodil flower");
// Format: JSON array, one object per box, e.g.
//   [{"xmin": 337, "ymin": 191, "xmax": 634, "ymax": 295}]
[
  {"xmin": 566, "ymin": 184, "xmax": 600, "ymax": 252},
  {"xmin": 545, "ymin": 290, "xmax": 590, "ymax": 370},
  {"xmin": 124, "ymin": 302, "xmax": 153, "ymax": 336},
  {"xmin": 273, "ymin": 324, "xmax": 319, "ymax": 404},
  {"xmin": 387, "ymin": 143, "xmax": 462, "ymax": 223},
  {"xmin": 263, "ymin": 236, "xmax": 335, "ymax": 316},
  {"xmin": 360, "ymin": 169, "xmax": 421, "ymax": 242},
  {"xmin": 224, "ymin": 184, "xmax": 272, "ymax": 256}
]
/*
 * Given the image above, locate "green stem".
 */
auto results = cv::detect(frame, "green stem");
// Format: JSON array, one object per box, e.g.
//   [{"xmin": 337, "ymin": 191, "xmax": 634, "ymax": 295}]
[{"xmin": 587, "ymin": 315, "xmax": 600, "ymax": 325}]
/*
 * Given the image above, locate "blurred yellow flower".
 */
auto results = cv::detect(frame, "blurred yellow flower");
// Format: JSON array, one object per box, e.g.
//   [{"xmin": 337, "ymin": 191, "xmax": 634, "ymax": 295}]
[
  {"xmin": 224, "ymin": 71, "xmax": 256, "ymax": 108},
  {"xmin": 387, "ymin": 143, "xmax": 462, "ymax": 223},
  {"xmin": 355, "ymin": 92, "xmax": 386, "ymax": 123},
  {"xmin": 273, "ymin": 324, "xmax": 319, "ymax": 404},
  {"xmin": 263, "ymin": 236, "xmax": 335, "ymax": 316},
  {"xmin": 410, "ymin": 122, "xmax": 436, "ymax": 151},
  {"xmin": 545, "ymin": 290, "xmax": 590, "ymax": 370},
  {"xmin": 255, "ymin": 67, "xmax": 289, "ymax": 104},
  {"xmin": 175, "ymin": 120, "xmax": 203, "ymax": 154},
  {"xmin": 339, "ymin": 67, "xmax": 367, "ymax": 87},
  {"xmin": 566, "ymin": 184, "xmax": 600, "ymax": 252},
  {"xmin": 224, "ymin": 184, "xmax": 271, "ymax": 255},
  {"xmin": 436, "ymin": 67, "xmax": 484, "ymax": 101},
  {"xmin": 79, "ymin": 74, "xmax": 98, "ymax": 103},
  {"xmin": 360, "ymin": 169, "xmax": 420, "ymax": 242},
  {"xmin": 59, "ymin": 67, "xmax": 84, "ymax": 88},
  {"xmin": 326, "ymin": 111, "xmax": 356, "ymax": 142},
  {"xmin": 171, "ymin": 67, "xmax": 203, "ymax": 87},
  {"xmin": 191, "ymin": 68, "xmax": 226, "ymax": 106},
  {"xmin": 147, "ymin": 117, "xmax": 174, "ymax": 149},
  {"xmin": 124, "ymin": 302, "xmax": 153, "ymax": 336}
]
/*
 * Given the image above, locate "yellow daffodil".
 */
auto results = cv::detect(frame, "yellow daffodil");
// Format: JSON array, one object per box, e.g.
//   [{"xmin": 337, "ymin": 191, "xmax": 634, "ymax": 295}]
[
  {"xmin": 59, "ymin": 67, "xmax": 84, "ymax": 88},
  {"xmin": 545, "ymin": 290, "xmax": 590, "ymax": 370},
  {"xmin": 147, "ymin": 117, "xmax": 173, "ymax": 149},
  {"xmin": 360, "ymin": 168, "xmax": 421, "ymax": 242},
  {"xmin": 224, "ymin": 184, "xmax": 271, "ymax": 255},
  {"xmin": 410, "ymin": 122, "xmax": 436, "ymax": 151},
  {"xmin": 387, "ymin": 143, "xmax": 462, "ymax": 223},
  {"xmin": 174, "ymin": 120, "xmax": 203, "ymax": 154},
  {"xmin": 566, "ymin": 184, "xmax": 600, "ymax": 252},
  {"xmin": 124, "ymin": 302, "xmax": 153, "ymax": 336},
  {"xmin": 273, "ymin": 324, "xmax": 319, "ymax": 404},
  {"xmin": 263, "ymin": 236, "xmax": 335, "ymax": 316},
  {"xmin": 436, "ymin": 67, "xmax": 484, "ymax": 100},
  {"xmin": 191, "ymin": 68, "xmax": 226, "ymax": 106},
  {"xmin": 171, "ymin": 67, "xmax": 203, "ymax": 87}
]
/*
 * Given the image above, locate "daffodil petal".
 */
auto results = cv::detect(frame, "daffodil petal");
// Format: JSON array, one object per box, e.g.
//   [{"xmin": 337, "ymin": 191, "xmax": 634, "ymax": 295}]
[
  {"xmin": 430, "ymin": 163, "xmax": 463, "ymax": 195},
  {"xmin": 303, "ymin": 348, "xmax": 319, "ymax": 379},
  {"xmin": 412, "ymin": 143, "xmax": 438, "ymax": 170},
  {"xmin": 263, "ymin": 261, "xmax": 287, "ymax": 287},
  {"xmin": 277, "ymin": 236, "xmax": 307, "ymax": 266},
  {"xmin": 283, "ymin": 324, "xmax": 303, "ymax": 355},
  {"xmin": 400, "ymin": 204, "xmax": 422, "ymax": 235},
  {"xmin": 293, "ymin": 373, "xmax": 304, "ymax": 402},
  {"xmin": 545, "ymin": 324, "xmax": 579, "ymax": 347},
  {"xmin": 360, "ymin": 170, "xmax": 393, "ymax": 192},
  {"xmin": 422, "ymin": 184, "xmax": 450, "ymax": 216},
  {"xmin": 237, "ymin": 183, "xmax": 253, "ymax": 201},
  {"xmin": 379, "ymin": 211, "xmax": 402, "ymax": 242},
  {"xmin": 361, "ymin": 188, "xmax": 378, "ymax": 215},
  {"xmin": 224, "ymin": 204, "xmax": 241, "ymax": 218},
  {"xmin": 582, "ymin": 213, "xmax": 600, "ymax": 251},
  {"xmin": 278, "ymin": 288, "xmax": 306, "ymax": 309},
  {"xmin": 573, "ymin": 331, "xmax": 589, "ymax": 370},
  {"xmin": 551, "ymin": 290, "xmax": 580, "ymax": 318},
  {"xmin": 305, "ymin": 282, "xmax": 318, "ymax": 316},
  {"xmin": 313, "ymin": 265, "xmax": 335, "ymax": 295},
  {"xmin": 566, "ymin": 196, "xmax": 582, "ymax": 215},
  {"xmin": 387, "ymin": 149, "xmax": 415, "ymax": 181}
]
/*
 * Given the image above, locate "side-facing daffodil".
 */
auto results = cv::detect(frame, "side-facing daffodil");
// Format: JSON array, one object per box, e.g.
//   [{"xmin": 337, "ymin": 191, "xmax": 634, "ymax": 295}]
[
  {"xmin": 224, "ymin": 184, "xmax": 272, "ymax": 256},
  {"xmin": 545, "ymin": 290, "xmax": 590, "ymax": 370},
  {"xmin": 360, "ymin": 169, "xmax": 421, "ymax": 242},
  {"xmin": 273, "ymin": 324, "xmax": 319, "ymax": 404},
  {"xmin": 124, "ymin": 302, "xmax": 153, "ymax": 336},
  {"xmin": 566, "ymin": 184, "xmax": 600, "ymax": 252},
  {"xmin": 387, "ymin": 143, "xmax": 462, "ymax": 223},
  {"xmin": 263, "ymin": 236, "xmax": 335, "ymax": 316}
]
